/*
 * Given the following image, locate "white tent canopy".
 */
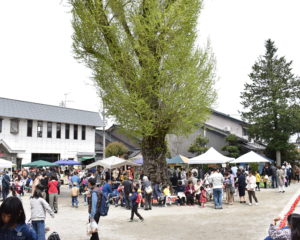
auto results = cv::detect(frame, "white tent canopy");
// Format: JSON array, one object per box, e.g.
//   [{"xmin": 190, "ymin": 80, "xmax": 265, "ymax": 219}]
[
  {"xmin": 189, "ymin": 147, "xmax": 234, "ymax": 164},
  {"xmin": 86, "ymin": 156, "xmax": 140, "ymax": 169},
  {"xmin": 0, "ymin": 158, "xmax": 13, "ymax": 168},
  {"xmin": 230, "ymin": 151, "xmax": 270, "ymax": 164}
]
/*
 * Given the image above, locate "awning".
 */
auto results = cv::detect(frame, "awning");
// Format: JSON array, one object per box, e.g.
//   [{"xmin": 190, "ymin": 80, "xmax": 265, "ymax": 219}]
[
  {"xmin": 23, "ymin": 160, "xmax": 58, "ymax": 167},
  {"xmin": 80, "ymin": 156, "xmax": 95, "ymax": 161},
  {"xmin": 189, "ymin": 147, "xmax": 234, "ymax": 164}
]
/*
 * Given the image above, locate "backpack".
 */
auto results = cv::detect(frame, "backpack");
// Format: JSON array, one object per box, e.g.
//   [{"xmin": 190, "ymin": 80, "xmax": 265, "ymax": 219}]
[
  {"xmin": 136, "ymin": 193, "xmax": 142, "ymax": 204},
  {"xmin": 47, "ymin": 232, "xmax": 61, "ymax": 240},
  {"xmin": 95, "ymin": 191, "xmax": 110, "ymax": 217}
]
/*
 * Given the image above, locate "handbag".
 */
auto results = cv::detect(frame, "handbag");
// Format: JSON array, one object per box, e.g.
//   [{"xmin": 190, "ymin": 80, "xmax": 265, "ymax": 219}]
[
  {"xmin": 145, "ymin": 186, "xmax": 153, "ymax": 194},
  {"xmin": 230, "ymin": 186, "xmax": 235, "ymax": 194}
]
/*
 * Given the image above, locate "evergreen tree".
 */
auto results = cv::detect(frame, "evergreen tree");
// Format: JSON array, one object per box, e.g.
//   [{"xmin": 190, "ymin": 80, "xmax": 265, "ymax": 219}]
[
  {"xmin": 188, "ymin": 135, "xmax": 208, "ymax": 155},
  {"xmin": 241, "ymin": 39, "xmax": 300, "ymax": 165},
  {"xmin": 70, "ymin": 0, "xmax": 215, "ymax": 183},
  {"xmin": 221, "ymin": 134, "xmax": 241, "ymax": 158}
]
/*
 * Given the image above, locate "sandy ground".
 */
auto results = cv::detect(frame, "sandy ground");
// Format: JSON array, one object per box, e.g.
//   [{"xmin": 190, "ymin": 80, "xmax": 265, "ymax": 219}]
[{"xmin": 20, "ymin": 182, "xmax": 300, "ymax": 240}]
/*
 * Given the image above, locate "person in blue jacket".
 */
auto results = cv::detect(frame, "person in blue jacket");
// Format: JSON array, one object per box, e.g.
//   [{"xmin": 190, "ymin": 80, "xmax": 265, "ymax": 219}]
[
  {"xmin": 0, "ymin": 196, "xmax": 37, "ymax": 240},
  {"xmin": 129, "ymin": 187, "xmax": 144, "ymax": 222},
  {"xmin": 71, "ymin": 172, "xmax": 81, "ymax": 187},
  {"xmin": 102, "ymin": 180, "xmax": 113, "ymax": 197}
]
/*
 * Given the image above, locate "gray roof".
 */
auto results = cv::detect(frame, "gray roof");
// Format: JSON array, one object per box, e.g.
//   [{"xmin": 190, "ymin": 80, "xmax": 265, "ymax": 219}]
[{"xmin": 0, "ymin": 97, "xmax": 103, "ymax": 127}]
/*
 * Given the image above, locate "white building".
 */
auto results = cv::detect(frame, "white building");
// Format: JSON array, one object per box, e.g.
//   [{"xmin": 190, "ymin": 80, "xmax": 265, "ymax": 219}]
[{"xmin": 0, "ymin": 97, "xmax": 103, "ymax": 167}]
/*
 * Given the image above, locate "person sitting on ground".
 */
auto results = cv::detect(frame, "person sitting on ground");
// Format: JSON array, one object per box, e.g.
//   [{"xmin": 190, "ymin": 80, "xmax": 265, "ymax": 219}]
[
  {"xmin": 184, "ymin": 181, "xmax": 195, "ymax": 206},
  {"xmin": 0, "ymin": 196, "xmax": 37, "ymax": 240},
  {"xmin": 176, "ymin": 180, "xmax": 186, "ymax": 206}
]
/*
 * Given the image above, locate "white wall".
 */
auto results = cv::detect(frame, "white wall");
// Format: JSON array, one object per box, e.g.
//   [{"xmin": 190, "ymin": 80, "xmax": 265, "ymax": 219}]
[
  {"xmin": 0, "ymin": 117, "xmax": 95, "ymax": 163},
  {"xmin": 206, "ymin": 113, "xmax": 246, "ymax": 139}
]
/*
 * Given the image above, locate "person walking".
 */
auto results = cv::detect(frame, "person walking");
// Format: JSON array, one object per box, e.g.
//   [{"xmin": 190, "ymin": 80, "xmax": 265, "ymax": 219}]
[
  {"xmin": 142, "ymin": 176, "xmax": 152, "ymax": 210},
  {"xmin": 277, "ymin": 166, "xmax": 286, "ymax": 193},
  {"xmin": 129, "ymin": 187, "xmax": 144, "ymax": 222},
  {"xmin": 30, "ymin": 187, "xmax": 55, "ymax": 240},
  {"xmin": 246, "ymin": 171, "xmax": 258, "ymax": 206},
  {"xmin": 87, "ymin": 178, "xmax": 100, "ymax": 240},
  {"xmin": 208, "ymin": 168, "xmax": 224, "ymax": 209},
  {"xmin": 2, "ymin": 171, "xmax": 10, "ymax": 201},
  {"xmin": 48, "ymin": 175, "xmax": 59, "ymax": 213}
]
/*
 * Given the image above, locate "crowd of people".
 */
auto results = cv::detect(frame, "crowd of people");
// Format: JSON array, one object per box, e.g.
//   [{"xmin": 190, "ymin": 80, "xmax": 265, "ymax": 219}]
[{"xmin": 0, "ymin": 160, "xmax": 299, "ymax": 240}]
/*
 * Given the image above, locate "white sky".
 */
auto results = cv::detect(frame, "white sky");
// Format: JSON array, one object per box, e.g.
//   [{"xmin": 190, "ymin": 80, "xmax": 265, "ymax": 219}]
[{"xmin": 0, "ymin": 0, "xmax": 299, "ymax": 121}]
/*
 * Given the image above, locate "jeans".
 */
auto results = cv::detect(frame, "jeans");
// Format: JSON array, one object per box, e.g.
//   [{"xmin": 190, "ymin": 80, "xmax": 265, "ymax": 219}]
[
  {"xmin": 2, "ymin": 187, "xmax": 9, "ymax": 201},
  {"xmin": 213, "ymin": 188, "xmax": 223, "ymax": 208},
  {"xmin": 72, "ymin": 196, "xmax": 78, "ymax": 207},
  {"xmin": 271, "ymin": 176, "xmax": 278, "ymax": 188},
  {"xmin": 32, "ymin": 220, "xmax": 45, "ymax": 240}
]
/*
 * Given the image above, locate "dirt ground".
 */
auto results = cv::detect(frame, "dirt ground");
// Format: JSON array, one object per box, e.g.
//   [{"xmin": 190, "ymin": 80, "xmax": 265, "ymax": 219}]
[{"xmin": 21, "ymin": 182, "xmax": 300, "ymax": 240}]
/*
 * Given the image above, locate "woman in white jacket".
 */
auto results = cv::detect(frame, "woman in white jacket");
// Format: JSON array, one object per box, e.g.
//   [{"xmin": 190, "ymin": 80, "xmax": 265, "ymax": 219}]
[
  {"xmin": 30, "ymin": 185, "xmax": 55, "ymax": 240},
  {"xmin": 246, "ymin": 171, "xmax": 258, "ymax": 206}
]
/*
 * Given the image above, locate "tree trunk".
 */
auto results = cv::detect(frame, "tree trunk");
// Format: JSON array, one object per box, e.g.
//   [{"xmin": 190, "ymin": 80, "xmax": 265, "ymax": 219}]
[
  {"xmin": 141, "ymin": 134, "xmax": 168, "ymax": 184},
  {"xmin": 276, "ymin": 150, "xmax": 281, "ymax": 166}
]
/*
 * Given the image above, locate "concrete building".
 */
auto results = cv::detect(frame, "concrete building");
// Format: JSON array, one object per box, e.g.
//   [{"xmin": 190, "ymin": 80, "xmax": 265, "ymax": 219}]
[{"xmin": 0, "ymin": 97, "xmax": 102, "ymax": 167}]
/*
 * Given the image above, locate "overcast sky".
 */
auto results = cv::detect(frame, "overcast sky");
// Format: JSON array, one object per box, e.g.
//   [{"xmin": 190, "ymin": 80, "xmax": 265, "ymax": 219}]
[{"xmin": 0, "ymin": 0, "xmax": 299, "ymax": 121}]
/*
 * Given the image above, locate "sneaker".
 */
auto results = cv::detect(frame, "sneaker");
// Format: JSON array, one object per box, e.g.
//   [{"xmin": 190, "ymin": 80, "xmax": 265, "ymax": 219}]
[
  {"xmin": 129, "ymin": 219, "xmax": 133, "ymax": 222},
  {"xmin": 255, "ymin": 202, "xmax": 258, "ymax": 206},
  {"xmin": 248, "ymin": 203, "xmax": 252, "ymax": 206},
  {"xmin": 140, "ymin": 218, "xmax": 144, "ymax": 222}
]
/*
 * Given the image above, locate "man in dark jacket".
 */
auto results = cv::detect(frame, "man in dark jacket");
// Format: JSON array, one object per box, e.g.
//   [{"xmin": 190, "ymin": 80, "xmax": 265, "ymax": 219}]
[
  {"xmin": 270, "ymin": 165, "xmax": 278, "ymax": 188},
  {"xmin": 2, "ymin": 171, "xmax": 10, "ymax": 200},
  {"xmin": 122, "ymin": 177, "xmax": 133, "ymax": 209}
]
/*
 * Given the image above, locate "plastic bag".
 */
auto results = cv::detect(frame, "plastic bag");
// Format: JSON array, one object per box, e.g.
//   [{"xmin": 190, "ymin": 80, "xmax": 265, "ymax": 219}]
[{"xmin": 87, "ymin": 221, "xmax": 98, "ymax": 235}]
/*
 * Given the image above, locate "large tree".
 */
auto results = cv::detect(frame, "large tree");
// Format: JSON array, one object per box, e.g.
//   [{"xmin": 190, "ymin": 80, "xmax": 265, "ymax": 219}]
[
  {"xmin": 70, "ymin": 0, "xmax": 215, "ymax": 183},
  {"xmin": 241, "ymin": 39, "xmax": 300, "ymax": 165}
]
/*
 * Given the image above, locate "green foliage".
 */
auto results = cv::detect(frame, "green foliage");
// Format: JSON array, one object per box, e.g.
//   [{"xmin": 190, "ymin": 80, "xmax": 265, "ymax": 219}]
[
  {"xmin": 188, "ymin": 135, "xmax": 208, "ymax": 155},
  {"xmin": 222, "ymin": 134, "xmax": 241, "ymax": 158},
  {"xmin": 241, "ymin": 39, "xmax": 300, "ymax": 162},
  {"xmin": 70, "ymin": 0, "xmax": 216, "ymax": 138},
  {"xmin": 105, "ymin": 142, "xmax": 129, "ymax": 158},
  {"xmin": 249, "ymin": 163, "xmax": 259, "ymax": 173}
]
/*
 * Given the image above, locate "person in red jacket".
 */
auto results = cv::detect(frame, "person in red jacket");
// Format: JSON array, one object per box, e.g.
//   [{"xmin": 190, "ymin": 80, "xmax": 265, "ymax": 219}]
[{"xmin": 48, "ymin": 174, "xmax": 58, "ymax": 213}]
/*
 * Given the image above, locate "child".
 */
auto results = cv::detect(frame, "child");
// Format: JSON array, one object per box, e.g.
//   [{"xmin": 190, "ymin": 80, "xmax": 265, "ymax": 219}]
[
  {"xmin": 0, "ymin": 196, "xmax": 37, "ymax": 239},
  {"xmin": 71, "ymin": 182, "xmax": 79, "ymax": 208},
  {"xmin": 200, "ymin": 186, "xmax": 207, "ymax": 208},
  {"xmin": 163, "ymin": 185, "xmax": 172, "ymax": 206},
  {"xmin": 255, "ymin": 171, "xmax": 261, "ymax": 191},
  {"xmin": 129, "ymin": 187, "xmax": 144, "ymax": 222},
  {"xmin": 31, "ymin": 187, "xmax": 55, "ymax": 240}
]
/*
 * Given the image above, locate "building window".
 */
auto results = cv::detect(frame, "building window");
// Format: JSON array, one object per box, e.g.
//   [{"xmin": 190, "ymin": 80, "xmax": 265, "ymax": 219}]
[
  {"xmin": 74, "ymin": 125, "xmax": 78, "ymax": 140},
  {"xmin": 82, "ymin": 126, "xmax": 86, "ymax": 140},
  {"xmin": 47, "ymin": 122, "xmax": 52, "ymax": 138},
  {"xmin": 65, "ymin": 124, "xmax": 70, "ymax": 139},
  {"xmin": 10, "ymin": 119, "xmax": 19, "ymax": 134},
  {"xmin": 37, "ymin": 121, "xmax": 43, "ymax": 138},
  {"xmin": 0, "ymin": 119, "xmax": 2, "ymax": 133},
  {"xmin": 27, "ymin": 120, "xmax": 33, "ymax": 137},
  {"xmin": 56, "ymin": 123, "xmax": 61, "ymax": 139}
]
